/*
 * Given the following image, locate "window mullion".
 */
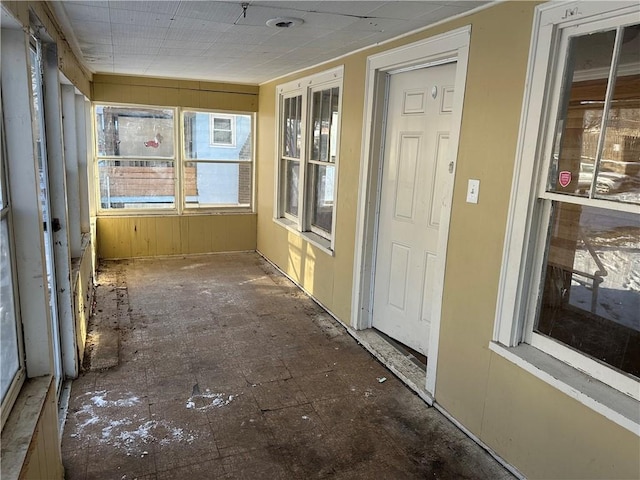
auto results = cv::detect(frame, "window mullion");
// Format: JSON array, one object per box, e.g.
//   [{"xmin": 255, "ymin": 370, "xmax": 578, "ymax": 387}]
[
  {"xmin": 298, "ymin": 93, "xmax": 308, "ymax": 232},
  {"xmin": 176, "ymin": 107, "xmax": 183, "ymax": 214},
  {"xmin": 539, "ymin": 190, "xmax": 640, "ymax": 214}
]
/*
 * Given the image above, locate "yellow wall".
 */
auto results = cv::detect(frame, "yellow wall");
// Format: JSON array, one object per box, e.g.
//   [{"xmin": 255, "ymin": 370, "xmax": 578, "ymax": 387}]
[
  {"xmin": 256, "ymin": 41, "xmax": 367, "ymax": 322},
  {"xmin": 18, "ymin": 378, "xmax": 63, "ymax": 480},
  {"xmin": 97, "ymin": 214, "xmax": 257, "ymax": 259},
  {"xmin": 481, "ymin": 356, "xmax": 640, "ymax": 479},
  {"xmin": 1, "ymin": 377, "xmax": 63, "ymax": 480},
  {"xmin": 256, "ymin": 2, "xmax": 640, "ymax": 478},
  {"xmin": 73, "ymin": 241, "xmax": 94, "ymax": 360},
  {"xmin": 92, "ymin": 74, "xmax": 259, "ymax": 260},
  {"xmin": 92, "ymin": 74, "xmax": 258, "ymax": 112}
]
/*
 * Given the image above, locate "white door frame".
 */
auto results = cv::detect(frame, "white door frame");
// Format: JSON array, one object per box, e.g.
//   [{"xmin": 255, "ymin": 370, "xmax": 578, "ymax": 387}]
[{"xmin": 352, "ymin": 26, "xmax": 471, "ymax": 396}]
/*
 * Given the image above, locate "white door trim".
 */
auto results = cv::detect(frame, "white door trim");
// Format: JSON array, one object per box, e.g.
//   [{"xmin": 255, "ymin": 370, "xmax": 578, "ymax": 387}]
[{"xmin": 352, "ymin": 26, "xmax": 471, "ymax": 396}]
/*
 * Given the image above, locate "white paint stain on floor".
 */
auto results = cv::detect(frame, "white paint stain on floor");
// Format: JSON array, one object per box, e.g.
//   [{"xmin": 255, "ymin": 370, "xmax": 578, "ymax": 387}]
[
  {"xmin": 69, "ymin": 391, "xmax": 197, "ymax": 454},
  {"xmin": 185, "ymin": 389, "xmax": 236, "ymax": 411},
  {"xmin": 90, "ymin": 392, "xmax": 140, "ymax": 407}
]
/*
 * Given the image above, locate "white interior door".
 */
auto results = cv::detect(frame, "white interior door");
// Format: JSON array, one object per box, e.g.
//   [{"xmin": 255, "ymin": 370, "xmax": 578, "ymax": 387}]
[{"xmin": 372, "ymin": 62, "xmax": 456, "ymax": 356}]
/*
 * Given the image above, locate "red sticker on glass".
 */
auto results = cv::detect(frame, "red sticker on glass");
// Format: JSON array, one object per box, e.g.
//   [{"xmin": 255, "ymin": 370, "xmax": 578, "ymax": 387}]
[{"xmin": 558, "ymin": 171, "xmax": 572, "ymax": 188}]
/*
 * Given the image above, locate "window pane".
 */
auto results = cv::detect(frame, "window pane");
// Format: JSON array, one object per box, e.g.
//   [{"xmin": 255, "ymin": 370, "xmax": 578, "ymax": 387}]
[
  {"xmin": 285, "ymin": 159, "xmax": 299, "ymax": 217},
  {"xmin": 213, "ymin": 130, "xmax": 233, "ymax": 145},
  {"xmin": 311, "ymin": 87, "xmax": 339, "ymax": 163},
  {"xmin": 548, "ymin": 30, "xmax": 616, "ymax": 196},
  {"xmin": 185, "ymin": 162, "xmax": 251, "ymax": 207},
  {"xmin": 183, "ymin": 112, "xmax": 251, "ymax": 160},
  {"xmin": 95, "ymin": 106, "xmax": 174, "ymax": 158},
  {"xmin": 596, "ymin": 24, "xmax": 640, "ymax": 204},
  {"xmin": 182, "ymin": 111, "xmax": 252, "ymax": 209},
  {"xmin": 283, "ymin": 96, "xmax": 302, "ymax": 158},
  {"xmin": 536, "ymin": 202, "xmax": 639, "ymax": 378},
  {"xmin": 213, "ymin": 118, "xmax": 231, "ymax": 130},
  {"xmin": 210, "ymin": 115, "xmax": 234, "ymax": 146},
  {"xmin": 98, "ymin": 160, "xmax": 175, "ymax": 209},
  {"xmin": 1, "ymin": 219, "xmax": 20, "ymax": 403},
  {"xmin": 310, "ymin": 164, "xmax": 334, "ymax": 234}
]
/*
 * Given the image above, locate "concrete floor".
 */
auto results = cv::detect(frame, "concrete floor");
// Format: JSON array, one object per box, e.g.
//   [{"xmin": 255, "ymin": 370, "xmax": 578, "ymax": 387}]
[{"xmin": 62, "ymin": 253, "xmax": 515, "ymax": 480}]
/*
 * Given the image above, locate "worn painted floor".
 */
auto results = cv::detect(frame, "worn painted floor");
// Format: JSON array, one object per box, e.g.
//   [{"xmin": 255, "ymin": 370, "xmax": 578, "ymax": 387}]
[{"xmin": 62, "ymin": 253, "xmax": 515, "ymax": 480}]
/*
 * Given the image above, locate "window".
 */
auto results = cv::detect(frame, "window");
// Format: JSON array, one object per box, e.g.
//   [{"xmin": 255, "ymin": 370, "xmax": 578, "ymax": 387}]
[
  {"xmin": 0, "ymin": 100, "xmax": 25, "ymax": 428},
  {"xmin": 276, "ymin": 67, "xmax": 343, "ymax": 250},
  {"xmin": 281, "ymin": 94, "xmax": 302, "ymax": 218},
  {"xmin": 184, "ymin": 111, "xmax": 253, "ymax": 208},
  {"xmin": 95, "ymin": 105, "xmax": 253, "ymax": 212},
  {"xmin": 495, "ymin": 2, "xmax": 639, "ymax": 409},
  {"xmin": 209, "ymin": 114, "xmax": 235, "ymax": 146},
  {"xmin": 95, "ymin": 105, "xmax": 176, "ymax": 210},
  {"xmin": 308, "ymin": 87, "xmax": 339, "ymax": 236}
]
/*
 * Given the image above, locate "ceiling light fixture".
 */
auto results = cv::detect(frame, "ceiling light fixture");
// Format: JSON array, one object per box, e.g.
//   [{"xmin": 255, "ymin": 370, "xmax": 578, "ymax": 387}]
[{"xmin": 266, "ymin": 17, "xmax": 304, "ymax": 29}]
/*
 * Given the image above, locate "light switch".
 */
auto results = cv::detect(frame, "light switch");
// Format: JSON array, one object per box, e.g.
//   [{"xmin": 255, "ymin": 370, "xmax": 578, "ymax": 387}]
[{"xmin": 466, "ymin": 179, "xmax": 480, "ymax": 204}]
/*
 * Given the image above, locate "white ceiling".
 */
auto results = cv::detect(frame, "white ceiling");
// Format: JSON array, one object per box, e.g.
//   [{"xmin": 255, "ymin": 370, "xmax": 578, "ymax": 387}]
[{"xmin": 53, "ymin": 1, "xmax": 489, "ymax": 84}]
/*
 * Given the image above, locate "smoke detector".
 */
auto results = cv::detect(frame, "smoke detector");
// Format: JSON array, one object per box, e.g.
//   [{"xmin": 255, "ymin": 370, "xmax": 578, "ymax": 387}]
[{"xmin": 266, "ymin": 17, "xmax": 304, "ymax": 28}]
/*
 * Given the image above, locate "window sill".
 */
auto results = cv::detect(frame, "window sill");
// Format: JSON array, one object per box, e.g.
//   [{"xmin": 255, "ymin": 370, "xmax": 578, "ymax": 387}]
[
  {"xmin": 273, "ymin": 217, "xmax": 334, "ymax": 257},
  {"xmin": 1, "ymin": 376, "xmax": 54, "ymax": 480},
  {"xmin": 489, "ymin": 342, "xmax": 639, "ymax": 436},
  {"xmin": 97, "ymin": 209, "xmax": 255, "ymax": 217}
]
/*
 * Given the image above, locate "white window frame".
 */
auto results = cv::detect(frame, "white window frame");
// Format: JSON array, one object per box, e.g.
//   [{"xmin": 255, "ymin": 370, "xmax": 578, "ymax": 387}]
[
  {"xmin": 209, "ymin": 113, "xmax": 236, "ymax": 147},
  {"xmin": 279, "ymin": 90, "xmax": 304, "ymax": 225},
  {"xmin": 306, "ymin": 84, "xmax": 340, "ymax": 240},
  {"xmin": 493, "ymin": 1, "xmax": 640, "ymax": 435},
  {"xmin": 274, "ymin": 66, "xmax": 343, "ymax": 253},
  {"xmin": 182, "ymin": 108, "xmax": 254, "ymax": 211},
  {"xmin": 94, "ymin": 102, "xmax": 179, "ymax": 215},
  {"xmin": 94, "ymin": 104, "xmax": 255, "ymax": 215}
]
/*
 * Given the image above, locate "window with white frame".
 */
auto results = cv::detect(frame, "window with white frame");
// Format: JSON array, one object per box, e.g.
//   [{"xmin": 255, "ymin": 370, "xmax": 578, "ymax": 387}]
[
  {"xmin": 95, "ymin": 105, "xmax": 176, "ymax": 210},
  {"xmin": 94, "ymin": 105, "xmax": 254, "ymax": 212},
  {"xmin": 0, "ymin": 99, "xmax": 25, "ymax": 428},
  {"xmin": 281, "ymin": 93, "xmax": 302, "ymax": 218},
  {"xmin": 276, "ymin": 67, "xmax": 343, "ymax": 248},
  {"xmin": 184, "ymin": 110, "xmax": 253, "ymax": 208},
  {"xmin": 495, "ymin": 2, "xmax": 639, "ymax": 402},
  {"xmin": 209, "ymin": 114, "xmax": 235, "ymax": 147}
]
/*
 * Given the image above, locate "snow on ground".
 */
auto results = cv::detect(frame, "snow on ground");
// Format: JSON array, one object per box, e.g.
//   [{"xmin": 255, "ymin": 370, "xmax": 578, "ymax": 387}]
[{"xmin": 569, "ymin": 222, "xmax": 639, "ymax": 331}]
